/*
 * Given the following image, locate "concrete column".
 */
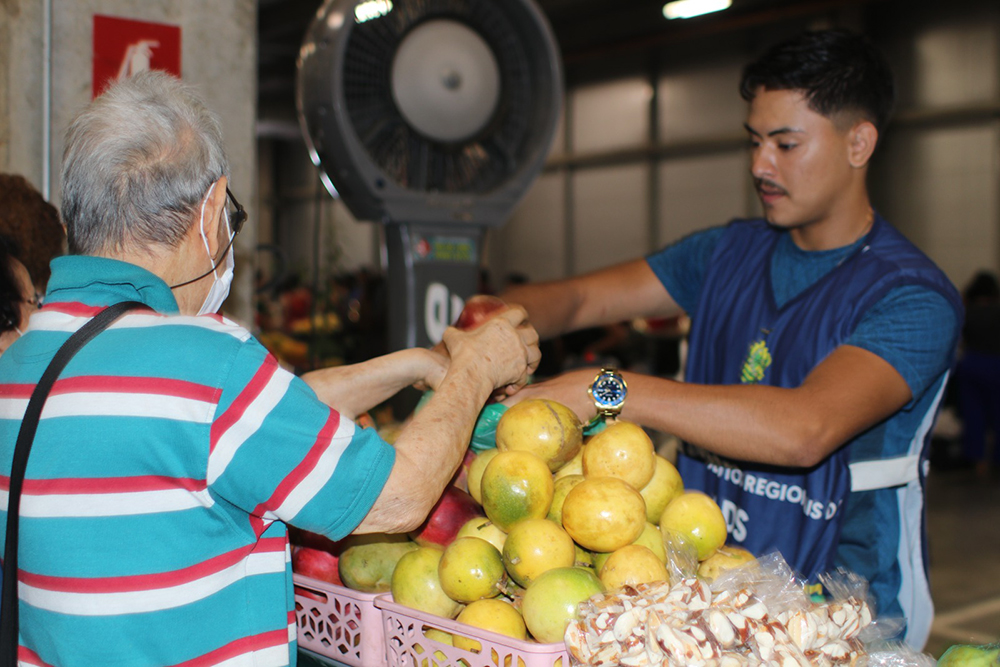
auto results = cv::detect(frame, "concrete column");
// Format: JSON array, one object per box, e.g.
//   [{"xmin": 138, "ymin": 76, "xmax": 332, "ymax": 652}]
[{"xmin": 0, "ymin": 0, "xmax": 257, "ymax": 325}]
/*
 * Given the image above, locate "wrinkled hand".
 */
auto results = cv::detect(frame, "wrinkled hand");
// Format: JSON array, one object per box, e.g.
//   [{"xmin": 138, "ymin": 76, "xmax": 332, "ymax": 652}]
[
  {"xmin": 442, "ymin": 306, "xmax": 540, "ymax": 393},
  {"xmin": 501, "ymin": 367, "xmax": 599, "ymax": 423}
]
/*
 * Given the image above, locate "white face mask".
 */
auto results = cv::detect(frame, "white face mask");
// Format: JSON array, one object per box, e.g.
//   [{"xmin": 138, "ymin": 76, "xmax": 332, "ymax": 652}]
[{"xmin": 196, "ymin": 183, "xmax": 235, "ymax": 316}]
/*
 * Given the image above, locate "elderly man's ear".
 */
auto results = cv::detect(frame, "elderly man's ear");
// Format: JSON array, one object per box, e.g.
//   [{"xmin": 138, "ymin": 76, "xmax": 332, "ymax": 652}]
[{"xmin": 200, "ymin": 176, "xmax": 230, "ymax": 257}]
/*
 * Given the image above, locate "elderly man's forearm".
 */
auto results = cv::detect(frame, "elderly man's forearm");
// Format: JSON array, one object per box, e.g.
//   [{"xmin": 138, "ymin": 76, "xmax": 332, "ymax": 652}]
[{"xmin": 354, "ymin": 364, "xmax": 494, "ymax": 533}]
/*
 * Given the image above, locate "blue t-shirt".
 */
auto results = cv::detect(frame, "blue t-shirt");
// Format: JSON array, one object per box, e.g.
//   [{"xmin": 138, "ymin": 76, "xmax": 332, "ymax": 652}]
[
  {"xmin": 648, "ymin": 225, "xmax": 956, "ymax": 399},
  {"xmin": 646, "ymin": 218, "xmax": 960, "ymax": 648}
]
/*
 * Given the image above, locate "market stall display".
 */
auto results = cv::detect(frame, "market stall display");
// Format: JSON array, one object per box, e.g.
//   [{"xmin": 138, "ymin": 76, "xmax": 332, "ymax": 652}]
[{"xmin": 292, "ymin": 394, "xmax": 942, "ymax": 666}]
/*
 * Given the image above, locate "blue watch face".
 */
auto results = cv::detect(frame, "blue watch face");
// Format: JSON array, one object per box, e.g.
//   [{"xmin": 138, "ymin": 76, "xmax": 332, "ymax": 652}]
[{"xmin": 593, "ymin": 376, "xmax": 626, "ymax": 407}]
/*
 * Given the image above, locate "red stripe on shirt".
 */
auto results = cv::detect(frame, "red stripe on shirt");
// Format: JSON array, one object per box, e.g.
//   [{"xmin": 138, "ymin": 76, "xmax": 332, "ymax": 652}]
[
  {"xmin": 248, "ymin": 514, "xmax": 268, "ymax": 539},
  {"xmin": 0, "ymin": 383, "xmax": 34, "ymax": 399},
  {"xmin": 19, "ymin": 536, "xmax": 287, "ymax": 594},
  {"xmin": 168, "ymin": 629, "xmax": 288, "ymax": 667},
  {"xmin": 209, "ymin": 355, "xmax": 280, "ymax": 453},
  {"xmin": 41, "ymin": 302, "xmax": 154, "ymax": 317},
  {"xmin": 0, "ymin": 475, "xmax": 206, "ymax": 495},
  {"xmin": 39, "ymin": 302, "xmax": 105, "ymax": 317},
  {"xmin": 47, "ymin": 376, "xmax": 222, "ymax": 403},
  {"xmin": 2, "ymin": 377, "xmax": 217, "ymax": 402},
  {"xmin": 18, "ymin": 646, "xmax": 55, "ymax": 667},
  {"xmin": 252, "ymin": 410, "xmax": 341, "ymax": 517}
]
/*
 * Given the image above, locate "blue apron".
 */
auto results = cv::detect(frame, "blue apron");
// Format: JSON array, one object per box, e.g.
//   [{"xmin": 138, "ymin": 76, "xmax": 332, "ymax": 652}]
[{"xmin": 678, "ymin": 216, "xmax": 961, "ymax": 580}]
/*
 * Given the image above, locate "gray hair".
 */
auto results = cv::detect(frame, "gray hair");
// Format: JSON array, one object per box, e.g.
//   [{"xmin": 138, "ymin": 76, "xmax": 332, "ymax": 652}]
[{"xmin": 61, "ymin": 71, "xmax": 229, "ymax": 256}]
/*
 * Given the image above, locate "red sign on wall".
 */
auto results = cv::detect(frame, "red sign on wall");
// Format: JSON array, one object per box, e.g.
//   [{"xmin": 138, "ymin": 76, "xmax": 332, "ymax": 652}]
[{"xmin": 92, "ymin": 15, "xmax": 181, "ymax": 99}]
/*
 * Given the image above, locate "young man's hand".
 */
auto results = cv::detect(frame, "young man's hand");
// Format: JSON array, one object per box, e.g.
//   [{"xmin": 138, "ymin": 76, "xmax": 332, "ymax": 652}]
[{"xmin": 502, "ymin": 367, "xmax": 598, "ymax": 423}]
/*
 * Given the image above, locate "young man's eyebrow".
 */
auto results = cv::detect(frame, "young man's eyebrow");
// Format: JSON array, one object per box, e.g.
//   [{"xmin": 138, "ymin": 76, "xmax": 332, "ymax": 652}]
[{"xmin": 744, "ymin": 123, "xmax": 806, "ymax": 137}]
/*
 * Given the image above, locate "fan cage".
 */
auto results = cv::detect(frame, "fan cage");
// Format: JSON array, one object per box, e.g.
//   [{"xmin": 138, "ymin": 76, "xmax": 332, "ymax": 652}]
[{"xmin": 341, "ymin": 0, "xmax": 546, "ymax": 195}]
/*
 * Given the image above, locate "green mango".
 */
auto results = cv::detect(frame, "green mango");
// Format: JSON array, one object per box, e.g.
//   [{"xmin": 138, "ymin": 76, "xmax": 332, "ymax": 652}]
[
  {"xmin": 338, "ymin": 534, "xmax": 419, "ymax": 593},
  {"xmin": 938, "ymin": 644, "xmax": 1000, "ymax": 667}
]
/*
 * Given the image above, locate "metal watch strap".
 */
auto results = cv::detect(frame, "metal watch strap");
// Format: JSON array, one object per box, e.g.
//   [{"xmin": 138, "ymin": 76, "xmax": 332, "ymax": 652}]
[{"xmin": 591, "ymin": 368, "xmax": 625, "ymax": 421}]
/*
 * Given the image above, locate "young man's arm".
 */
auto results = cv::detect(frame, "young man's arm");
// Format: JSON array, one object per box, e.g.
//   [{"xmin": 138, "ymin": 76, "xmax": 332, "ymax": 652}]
[
  {"xmin": 508, "ymin": 344, "xmax": 912, "ymax": 468},
  {"xmin": 500, "ymin": 258, "xmax": 684, "ymax": 340}
]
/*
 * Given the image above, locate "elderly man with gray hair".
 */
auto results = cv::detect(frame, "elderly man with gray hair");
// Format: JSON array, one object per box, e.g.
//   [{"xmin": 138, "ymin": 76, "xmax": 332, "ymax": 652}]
[{"xmin": 0, "ymin": 71, "xmax": 539, "ymax": 666}]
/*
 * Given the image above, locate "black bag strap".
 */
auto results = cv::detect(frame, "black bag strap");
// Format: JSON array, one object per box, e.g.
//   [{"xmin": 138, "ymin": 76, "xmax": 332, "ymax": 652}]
[{"xmin": 0, "ymin": 300, "xmax": 145, "ymax": 664}]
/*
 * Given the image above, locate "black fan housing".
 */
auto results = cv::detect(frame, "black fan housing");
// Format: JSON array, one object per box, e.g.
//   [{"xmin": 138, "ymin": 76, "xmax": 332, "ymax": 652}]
[{"xmin": 297, "ymin": 0, "xmax": 563, "ymax": 227}]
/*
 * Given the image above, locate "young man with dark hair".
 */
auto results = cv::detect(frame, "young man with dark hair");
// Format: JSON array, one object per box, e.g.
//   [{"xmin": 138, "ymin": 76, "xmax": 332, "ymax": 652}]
[{"xmin": 499, "ymin": 29, "xmax": 961, "ymax": 647}]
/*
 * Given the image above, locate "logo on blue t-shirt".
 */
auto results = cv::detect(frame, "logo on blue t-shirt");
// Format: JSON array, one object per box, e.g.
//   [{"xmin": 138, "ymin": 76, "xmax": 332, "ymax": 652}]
[{"xmin": 740, "ymin": 339, "xmax": 772, "ymax": 384}]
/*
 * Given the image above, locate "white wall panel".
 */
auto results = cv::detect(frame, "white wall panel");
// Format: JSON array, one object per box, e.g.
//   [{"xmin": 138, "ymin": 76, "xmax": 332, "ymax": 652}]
[
  {"xmin": 657, "ymin": 151, "xmax": 750, "ymax": 248},
  {"xmin": 572, "ymin": 164, "xmax": 649, "ymax": 275},
  {"xmin": 658, "ymin": 59, "xmax": 746, "ymax": 141},
  {"xmin": 327, "ymin": 200, "xmax": 377, "ymax": 274},
  {"xmin": 491, "ymin": 172, "xmax": 566, "ymax": 283},
  {"xmin": 571, "ymin": 77, "xmax": 652, "ymax": 153},
  {"xmin": 878, "ymin": 125, "xmax": 999, "ymax": 291},
  {"xmin": 550, "ymin": 106, "xmax": 567, "ymax": 158},
  {"xmin": 912, "ymin": 19, "xmax": 999, "ymax": 107}
]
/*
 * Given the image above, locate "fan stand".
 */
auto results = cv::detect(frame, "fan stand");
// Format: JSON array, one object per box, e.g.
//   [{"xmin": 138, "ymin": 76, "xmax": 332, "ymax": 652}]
[{"xmin": 384, "ymin": 222, "xmax": 485, "ymax": 351}]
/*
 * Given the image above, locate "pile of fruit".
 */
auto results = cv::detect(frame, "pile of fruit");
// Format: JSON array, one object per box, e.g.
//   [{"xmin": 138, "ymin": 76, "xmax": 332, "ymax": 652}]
[{"xmin": 292, "ymin": 396, "xmax": 760, "ymax": 654}]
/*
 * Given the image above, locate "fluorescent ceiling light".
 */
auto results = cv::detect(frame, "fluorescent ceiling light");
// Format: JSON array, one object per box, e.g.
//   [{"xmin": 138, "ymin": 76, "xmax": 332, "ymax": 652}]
[
  {"xmin": 355, "ymin": 0, "xmax": 392, "ymax": 23},
  {"xmin": 662, "ymin": 0, "xmax": 732, "ymax": 20}
]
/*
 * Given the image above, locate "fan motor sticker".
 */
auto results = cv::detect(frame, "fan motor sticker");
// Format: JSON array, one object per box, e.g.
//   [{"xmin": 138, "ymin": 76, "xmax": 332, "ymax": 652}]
[
  {"xmin": 424, "ymin": 283, "xmax": 465, "ymax": 344},
  {"xmin": 412, "ymin": 235, "xmax": 477, "ymax": 263}
]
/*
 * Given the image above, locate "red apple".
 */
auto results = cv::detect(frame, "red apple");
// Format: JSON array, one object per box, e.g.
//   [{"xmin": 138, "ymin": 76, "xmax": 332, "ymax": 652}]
[
  {"xmin": 450, "ymin": 448, "xmax": 478, "ymax": 493},
  {"xmin": 453, "ymin": 295, "xmax": 508, "ymax": 331},
  {"xmin": 289, "ymin": 528, "xmax": 347, "ymax": 554},
  {"xmin": 409, "ymin": 486, "xmax": 484, "ymax": 549},
  {"xmin": 292, "ymin": 545, "xmax": 343, "ymax": 586},
  {"xmin": 294, "ymin": 585, "xmax": 327, "ymax": 603}
]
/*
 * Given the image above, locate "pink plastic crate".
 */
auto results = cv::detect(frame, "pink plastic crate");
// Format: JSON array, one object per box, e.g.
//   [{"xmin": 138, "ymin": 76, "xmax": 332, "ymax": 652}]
[
  {"xmin": 375, "ymin": 595, "xmax": 570, "ymax": 667},
  {"xmin": 293, "ymin": 574, "xmax": 387, "ymax": 666}
]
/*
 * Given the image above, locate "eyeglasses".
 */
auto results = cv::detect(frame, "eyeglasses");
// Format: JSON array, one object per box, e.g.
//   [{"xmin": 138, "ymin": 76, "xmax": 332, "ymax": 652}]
[
  {"xmin": 226, "ymin": 187, "xmax": 247, "ymax": 236},
  {"xmin": 168, "ymin": 186, "xmax": 248, "ymax": 290},
  {"xmin": 213, "ymin": 187, "xmax": 247, "ymax": 263}
]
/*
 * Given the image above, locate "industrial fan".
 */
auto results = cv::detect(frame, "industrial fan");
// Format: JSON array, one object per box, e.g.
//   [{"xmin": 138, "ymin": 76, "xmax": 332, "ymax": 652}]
[{"xmin": 297, "ymin": 0, "xmax": 562, "ymax": 350}]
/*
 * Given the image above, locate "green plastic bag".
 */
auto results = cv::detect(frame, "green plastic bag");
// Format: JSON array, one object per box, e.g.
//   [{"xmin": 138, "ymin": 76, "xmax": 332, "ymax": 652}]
[
  {"xmin": 415, "ymin": 387, "xmax": 600, "ymax": 453},
  {"xmin": 412, "ymin": 391, "xmax": 507, "ymax": 454},
  {"xmin": 469, "ymin": 403, "xmax": 507, "ymax": 453},
  {"xmin": 583, "ymin": 418, "xmax": 608, "ymax": 437},
  {"xmin": 474, "ymin": 404, "xmax": 605, "ymax": 450}
]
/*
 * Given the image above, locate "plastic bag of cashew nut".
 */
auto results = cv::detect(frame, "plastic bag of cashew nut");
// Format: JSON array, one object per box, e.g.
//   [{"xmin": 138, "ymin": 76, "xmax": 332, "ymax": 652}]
[
  {"xmin": 563, "ymin": 551, "xmax": 931, "ymax": 666},
  {"xmin": 815, "ymin": 570, "xmax": 936, "ymax": 667},
  {"xmin": 858, "ymin": 646, "xmax": 937, "ymax": 667}
]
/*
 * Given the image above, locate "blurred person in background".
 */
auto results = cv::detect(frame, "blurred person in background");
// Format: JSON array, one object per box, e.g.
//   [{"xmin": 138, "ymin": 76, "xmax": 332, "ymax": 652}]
[
  {"xmin": 0, "ymin": 234, "xmax": 39, "ymax": 356},
  {"xmin": 0, "ymin": 173, "xmax": 65, "ymax": 293},
  {"xmin": 0, "ymin": 71, "xmax": 538, "ymax": 666},
  {"xmin": 955, "ymin": 270, "xmax": 1000, "ymax": 478}
]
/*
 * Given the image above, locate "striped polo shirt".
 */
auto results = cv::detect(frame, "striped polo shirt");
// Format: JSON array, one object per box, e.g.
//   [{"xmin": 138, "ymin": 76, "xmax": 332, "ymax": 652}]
[{"xmin": 0, "ymin": 256, "xmax": 395, "ymax": 666}]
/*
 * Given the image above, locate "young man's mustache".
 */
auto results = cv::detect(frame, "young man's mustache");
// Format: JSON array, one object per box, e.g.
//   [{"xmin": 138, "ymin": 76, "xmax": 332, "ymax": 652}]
[{"xmin": 755, "ymin": 178, "xmax": 789, "ymax": 196}]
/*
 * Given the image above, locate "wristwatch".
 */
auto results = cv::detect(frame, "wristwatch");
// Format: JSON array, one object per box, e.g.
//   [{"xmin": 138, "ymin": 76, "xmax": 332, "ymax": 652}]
[{"xmin": 588, "ymin": 368, "xmax": 628, "ymax": 420}]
